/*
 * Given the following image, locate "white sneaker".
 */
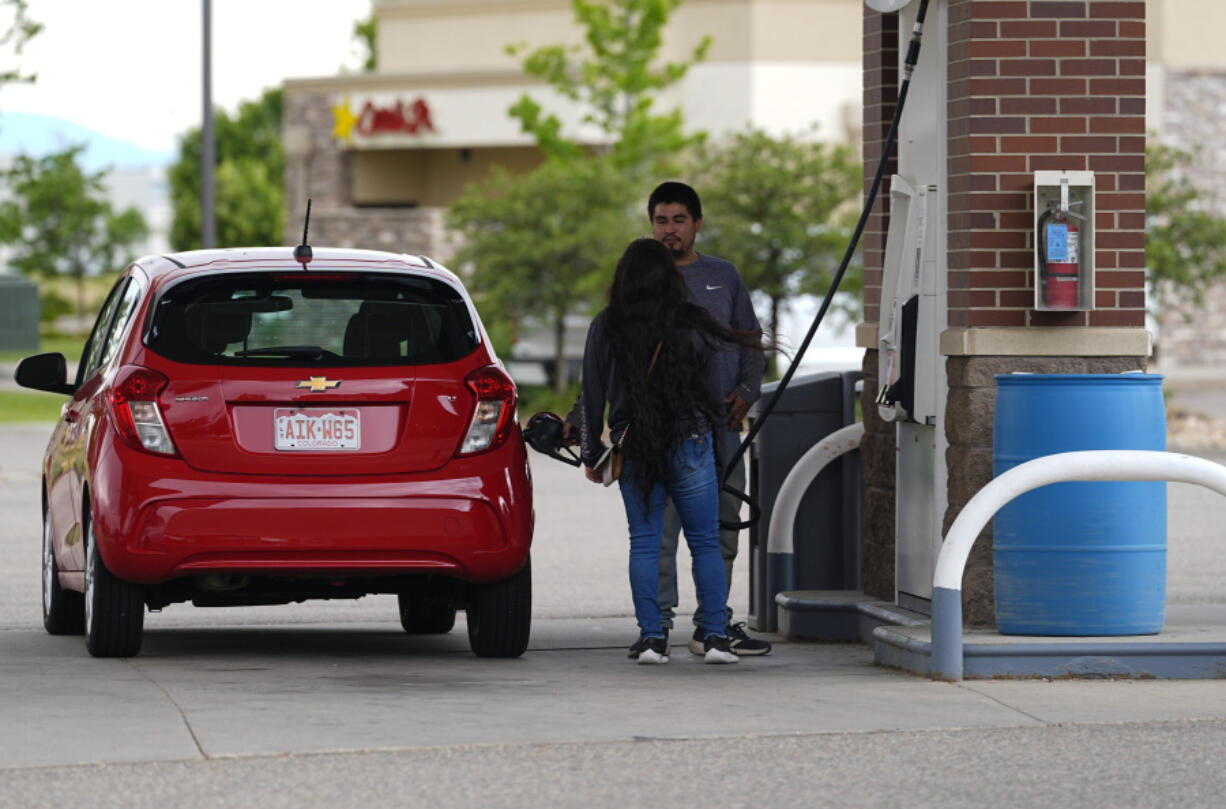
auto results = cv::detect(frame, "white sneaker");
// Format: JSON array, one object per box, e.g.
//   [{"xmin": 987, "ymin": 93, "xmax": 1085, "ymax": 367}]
[
  {"xmin": 703, "ymin": 634, "xmax": 739, "ymax": 665},
  {"xmin": 635, "ymin": 636, "xmax": 670, "ymax": 665}
]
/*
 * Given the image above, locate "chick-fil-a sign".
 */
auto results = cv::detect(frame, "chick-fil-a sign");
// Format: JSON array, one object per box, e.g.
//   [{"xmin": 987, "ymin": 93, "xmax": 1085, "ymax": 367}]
[{"xmin": 357, "ymin": 97, "xmax": 435, "ymax": 137}]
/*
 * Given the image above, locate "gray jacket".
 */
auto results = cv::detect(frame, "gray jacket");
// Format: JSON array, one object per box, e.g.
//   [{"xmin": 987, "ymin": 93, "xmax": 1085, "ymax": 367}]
[
  {"xmin": 568, "ymin": 252, "xmax": 764, "ymax": 448},
  {"xmin": 576, "ymin": 309, "xmax": 723, "ymax": 469}
]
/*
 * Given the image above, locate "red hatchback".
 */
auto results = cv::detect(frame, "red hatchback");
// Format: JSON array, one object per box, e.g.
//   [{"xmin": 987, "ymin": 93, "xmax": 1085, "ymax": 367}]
[{"xmin": 17, "ymin": 247, "xmax": 533, "ymax": 658}]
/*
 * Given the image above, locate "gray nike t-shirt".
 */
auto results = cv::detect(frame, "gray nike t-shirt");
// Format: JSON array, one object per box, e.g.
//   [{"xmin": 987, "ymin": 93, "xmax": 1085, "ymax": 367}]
[{"xmin": 679, "ymin": 253, "xmax": 764, "ymax": 407}]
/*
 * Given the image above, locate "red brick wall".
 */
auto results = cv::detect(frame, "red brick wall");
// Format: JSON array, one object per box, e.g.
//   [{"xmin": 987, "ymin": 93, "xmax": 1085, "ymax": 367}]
[
  {"xmin": 946, "ymin": 0, "xmax": 1146, "ymax": 329},
  {"xmin": 858, "ymin": 7, "xmax": 901, "ymax": 602},
  {"xmin": 861, "ymin": 8, "xmax": 899, "ymax": 327}
]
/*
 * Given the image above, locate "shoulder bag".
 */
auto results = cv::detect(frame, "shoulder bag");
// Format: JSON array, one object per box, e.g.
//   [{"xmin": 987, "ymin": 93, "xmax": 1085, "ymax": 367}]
[{"xmin": 596, "ymin": 338, "xmax": 663, "ymax": 487}]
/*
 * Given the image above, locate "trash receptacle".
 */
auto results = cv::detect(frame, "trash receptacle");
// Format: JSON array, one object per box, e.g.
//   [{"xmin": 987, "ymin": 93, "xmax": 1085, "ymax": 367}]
[
  {"xmin": 0, "ymin": 275, "xmax": 39, "ymax": 353},
  {"xmin": 746, "ymin": 370, "xmax": 861, "ymax": 632}
]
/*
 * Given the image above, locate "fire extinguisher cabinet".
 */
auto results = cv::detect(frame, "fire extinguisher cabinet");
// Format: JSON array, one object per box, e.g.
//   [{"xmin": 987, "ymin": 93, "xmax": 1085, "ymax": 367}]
[
  {"xmin": 992, "ymin": 373, "xmax": 1167, "ymax": 635},
  {"xmin": 1033, "ymin": 170, "xmax": 1095, "ymax": 312}
]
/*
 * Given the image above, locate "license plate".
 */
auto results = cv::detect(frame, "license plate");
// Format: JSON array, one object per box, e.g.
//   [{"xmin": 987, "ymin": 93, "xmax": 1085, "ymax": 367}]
[{"xmin": 273, "ymin": 408, "xmax": 361, "ymax": 451}]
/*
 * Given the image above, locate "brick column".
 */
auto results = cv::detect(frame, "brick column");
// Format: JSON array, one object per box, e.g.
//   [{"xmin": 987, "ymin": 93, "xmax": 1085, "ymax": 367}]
[
  {"xmin": 858, "ymin": 6, "xmax": 900, "ymax": 602},
  {"xmin": 284, "ymin": 90, "xmax": 452, "ymax": 259},
  {"xmin": 942, "ymin": 0, "xmax": 1149, "ymax": 625},
  {"xmin": 946, "ymin": 0, "xmax": 1147, "ymax": 332},
  {"xmin": 857, "ymin": 1, "xmax": 1149, "ymax": 624}
]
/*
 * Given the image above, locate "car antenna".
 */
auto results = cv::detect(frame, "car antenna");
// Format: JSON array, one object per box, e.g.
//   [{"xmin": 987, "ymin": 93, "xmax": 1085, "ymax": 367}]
[{"xmin": 293, "ymin": 198, "xmax": 313, "ymax": 269}]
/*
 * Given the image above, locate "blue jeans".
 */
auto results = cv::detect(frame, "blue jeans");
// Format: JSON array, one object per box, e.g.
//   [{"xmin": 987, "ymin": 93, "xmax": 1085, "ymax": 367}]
[
  {"xmin": 659, "ymin": 430, "xmax": 743, "ymax": 628},
  {"xmin": 617, "ymin": 434, "xmax": 728, "ymax": 641}
]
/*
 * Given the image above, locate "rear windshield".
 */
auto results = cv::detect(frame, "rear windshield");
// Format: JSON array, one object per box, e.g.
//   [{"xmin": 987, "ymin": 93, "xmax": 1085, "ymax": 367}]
[{"xmin": 147, "ymin": 271, "xmax": 479, "ymax": 366}]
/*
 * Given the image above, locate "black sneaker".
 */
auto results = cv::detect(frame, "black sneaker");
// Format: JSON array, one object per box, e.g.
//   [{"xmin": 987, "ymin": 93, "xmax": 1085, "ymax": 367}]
[
  {"xmin": 687, "ymin": 627, "xmax": 705, "ymax": 655},
  {"xmin": 631, "ymin": 635, "xmax": 670, "ymax": 665},
  {"xmin": 702, "ymin": 634, "xmax": 739, "ymax": 665},
  {"xmin": 628, "ymin": 630, "xmax": 669, "ymax": 659},
  {"xmin": 726, "ymin": 621, "xmax": 771, "ymax": 656},
  {"xmin": 628, "ymin": 629, "xmax": 668, "ymax": 659}
]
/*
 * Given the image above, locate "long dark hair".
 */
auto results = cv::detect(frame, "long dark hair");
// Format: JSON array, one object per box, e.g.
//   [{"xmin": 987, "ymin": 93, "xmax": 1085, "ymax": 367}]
[{"xmin": 605, "ymin": 238, "xmax": 762, "ymax": 495}]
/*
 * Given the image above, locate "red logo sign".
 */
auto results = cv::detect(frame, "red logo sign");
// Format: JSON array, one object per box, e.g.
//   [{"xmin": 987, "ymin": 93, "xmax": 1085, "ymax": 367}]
[{"xmin": 356, "ymin": 97, "xmax": 435, "ymax": 137}]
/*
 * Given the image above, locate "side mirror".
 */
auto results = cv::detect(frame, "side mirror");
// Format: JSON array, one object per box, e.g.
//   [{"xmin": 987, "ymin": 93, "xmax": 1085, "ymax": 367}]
[{"xmin": 15, "ymin": 353, "xmax": 77, "ymax": 396}]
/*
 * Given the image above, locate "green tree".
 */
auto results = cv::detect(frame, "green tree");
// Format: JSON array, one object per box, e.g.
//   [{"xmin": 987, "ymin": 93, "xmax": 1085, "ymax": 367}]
[
  {"xmin": 352, "ymin": 10, "xmax": 376, "ymax": 72},
  {"xmin": 448, "ymin": 158, "xmax": 636, "ymax": 394},
  {"xmin": 0, "ymin": 146, "xmax": 147, "ymax": 319},
  {"xmin": 0, "ymin": 0, "xmax": 41, "ymax": 89},
  {"xmin": 451, "ymin": 0, "xmax": 704, "ymax": 390},
  {"xmin": 506, "ymin": 0, "xmax": 709, "ymax": 175},
  {"xmin": 1146, "ymin": 140, "xmax": 1226, "ymax": 314},
  {"xmin": 169, "ymin": 88, "xmax": 285, "ymax": 250},
  {"xmin": 692, "ymin": 128, "xmax": 862, "ymax": 373}
]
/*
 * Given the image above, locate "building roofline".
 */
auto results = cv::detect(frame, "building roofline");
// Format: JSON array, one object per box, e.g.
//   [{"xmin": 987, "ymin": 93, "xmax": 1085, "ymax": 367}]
[{"xmin": 284, "ymin": 70, "xmax": 542, "ymax": 94}]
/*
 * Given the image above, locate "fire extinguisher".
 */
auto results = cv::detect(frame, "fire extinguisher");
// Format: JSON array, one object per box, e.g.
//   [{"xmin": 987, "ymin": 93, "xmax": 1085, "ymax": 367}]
[{"xmin": 1038, "ymin": 207, "xmax": 1079, "ymax": 309}]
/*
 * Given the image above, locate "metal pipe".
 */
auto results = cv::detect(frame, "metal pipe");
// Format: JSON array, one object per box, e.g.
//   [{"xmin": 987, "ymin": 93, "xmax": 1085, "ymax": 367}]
[
  {"xmin": 767, "ymin": 422, "xmax": 864, "ymax": 558},
  {"xmin": 201, "ymin": 0, "xmax": 215, "ymax": 249},
  {"xmin": 930, "ymin": 450, "xmax": 1226, "ymax": 681},
  {"xmin": 760, "ymin": 422, "xmax": 863, "ymax": 627}
]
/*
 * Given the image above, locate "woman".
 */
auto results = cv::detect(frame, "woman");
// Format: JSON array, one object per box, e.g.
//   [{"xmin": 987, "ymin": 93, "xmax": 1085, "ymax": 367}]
[{"xmin": 577, "ymin": 238, "xmax": 765, "ymax": 665}]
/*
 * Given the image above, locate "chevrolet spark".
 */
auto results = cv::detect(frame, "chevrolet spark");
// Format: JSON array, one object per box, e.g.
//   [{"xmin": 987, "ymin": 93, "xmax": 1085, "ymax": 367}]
[{"xmin": 17, "ymin": 247, "xmax": 533, "ymax": 658}]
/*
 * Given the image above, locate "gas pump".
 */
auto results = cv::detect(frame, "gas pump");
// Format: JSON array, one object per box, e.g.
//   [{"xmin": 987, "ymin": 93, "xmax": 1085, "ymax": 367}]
[
  {"xmin": 876, "ymin": 177, "xmax": 938, "ymax": 427},
  {"xmin": 872, "ymin": 0, "xmax": 948, "ymax": 614}
]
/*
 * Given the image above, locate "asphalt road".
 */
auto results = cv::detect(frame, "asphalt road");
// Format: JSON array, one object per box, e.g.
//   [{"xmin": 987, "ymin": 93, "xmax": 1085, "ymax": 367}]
[{"xmin": 3, "ymin": 422, "xmax": 1226, "ymax": 808}]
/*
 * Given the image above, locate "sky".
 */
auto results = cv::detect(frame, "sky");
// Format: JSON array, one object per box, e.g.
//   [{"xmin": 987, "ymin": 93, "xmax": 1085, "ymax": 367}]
[{"xmin": 0, "ymin": 0, "xmax": 373, "ymax": 154}]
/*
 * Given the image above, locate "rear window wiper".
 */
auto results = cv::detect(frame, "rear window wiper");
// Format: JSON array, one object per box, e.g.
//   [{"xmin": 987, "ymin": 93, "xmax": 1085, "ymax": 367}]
[{"xmin": 233, "ymin": 346, "xmax": 327, "ymax": 360}]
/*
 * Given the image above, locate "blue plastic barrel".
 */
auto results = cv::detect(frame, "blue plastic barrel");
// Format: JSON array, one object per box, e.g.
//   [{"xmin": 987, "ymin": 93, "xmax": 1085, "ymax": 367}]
[{"xmin": 993, "ymin": 373, "xmax": 1166, "ymax": 636}]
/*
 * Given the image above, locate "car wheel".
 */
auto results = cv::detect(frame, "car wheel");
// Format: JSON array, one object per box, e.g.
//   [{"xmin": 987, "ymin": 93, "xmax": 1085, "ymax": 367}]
[
  {"xmin": 42, "ymin": 508, "xmax": 84, "ymax": 635},
  {"xmin": 398, "ymin": 592, "xmax": 457, "ymax": 634},
  {"xmin": 83, "ymin": 509, "xmax": 145, "ymax": 658},
  {"xmin": 466, "ymin": 558, "xmax": 531, "ymax": 658}
]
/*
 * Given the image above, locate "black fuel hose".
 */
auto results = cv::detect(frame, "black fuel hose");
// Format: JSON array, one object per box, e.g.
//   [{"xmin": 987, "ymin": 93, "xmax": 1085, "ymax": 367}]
[{"xmin": 721, "ymin": 0, "xmax": 931, "ymax": 530}]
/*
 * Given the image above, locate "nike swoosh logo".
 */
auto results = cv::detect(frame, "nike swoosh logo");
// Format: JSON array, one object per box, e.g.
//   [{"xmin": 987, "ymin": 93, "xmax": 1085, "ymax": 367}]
[{"xmin": 706, "ymin": 284, "xmax": 722, "ymax": 291}]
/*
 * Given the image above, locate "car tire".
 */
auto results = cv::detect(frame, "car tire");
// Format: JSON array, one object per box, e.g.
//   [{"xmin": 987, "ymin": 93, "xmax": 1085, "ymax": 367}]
[
  {"xmin": 83, "ymin": 509, "xmax": 145, "ymax": 658},
  {"xmin": 42, "ymin": 507, "xmax": 84, "ymax": 635},
  {"xmin": 466, "ymin": 558, "xmax": 531, "ymax": 658},
  {"xmin": 397, "ymin": 592, "xmax": 457, "ymax": 634}
]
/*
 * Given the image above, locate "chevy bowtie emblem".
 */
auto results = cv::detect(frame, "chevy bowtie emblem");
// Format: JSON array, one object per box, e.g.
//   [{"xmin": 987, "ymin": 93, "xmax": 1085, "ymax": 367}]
[{"xmin": 297, "ymin": 377, "xmax": 341, "ymax": 392}]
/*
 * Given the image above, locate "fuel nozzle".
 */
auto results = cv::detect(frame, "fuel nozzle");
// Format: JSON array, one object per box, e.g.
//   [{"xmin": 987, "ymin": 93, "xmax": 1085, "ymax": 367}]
[{"xmin": 522, "ymin": 411, "xmax": 582, "ymax": 467}]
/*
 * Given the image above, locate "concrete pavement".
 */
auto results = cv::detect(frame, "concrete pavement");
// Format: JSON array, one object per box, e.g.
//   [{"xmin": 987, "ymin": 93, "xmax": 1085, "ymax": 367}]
[{"xmin": 3, "ymin": 401, "xmax": 1226, "ymax": 805}]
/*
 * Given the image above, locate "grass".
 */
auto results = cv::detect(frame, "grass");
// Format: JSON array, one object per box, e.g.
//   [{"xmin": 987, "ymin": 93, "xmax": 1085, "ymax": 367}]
[
  {"xmin": 1, "ymin": 270, "xmax": 114, "ymax": 363},
  {"xmin": 0, "ymin": 390, "xmax": 67, "ymax": 423},
  {"xmin": 1, "ymin": 333, "xmax": 82, "ymax": 424},
  {"xmin": 0, "ymin": 333, "xmax": 86, "ymax": 364}
]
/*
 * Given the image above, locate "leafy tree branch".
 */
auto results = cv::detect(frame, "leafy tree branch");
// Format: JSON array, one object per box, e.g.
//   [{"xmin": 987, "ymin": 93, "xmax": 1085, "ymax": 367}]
[
  {"xmin": 692, "ymin": 128, "xmax": 862, "ymax": 373},
  {"xmin": 169, "ymin": 89, "xmax": 285, "ymax": 251},
  {"xmin": 0, "ymin": 0, "xmax": 41, "ymax": 88},
  {"xmin": 0, "ymin": 146, "xmax": 147, "ymax": 319},
  {"xmin": 1147, "ymin": 140, "xmax": 1226, "ymax": 315},
  {"xmin": 505, "ymin": 0, "xmax": 708, "ymax": 173}
]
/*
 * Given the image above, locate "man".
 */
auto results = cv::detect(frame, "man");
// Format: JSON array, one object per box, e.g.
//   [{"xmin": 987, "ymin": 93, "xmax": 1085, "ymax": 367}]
[
  {"xmin": 646, "ymin": 181, "xmax": 771, "ymax": 657},
  {"xmin": 567, "ymin": 181, "xmax": 771, "ymax": 657}
]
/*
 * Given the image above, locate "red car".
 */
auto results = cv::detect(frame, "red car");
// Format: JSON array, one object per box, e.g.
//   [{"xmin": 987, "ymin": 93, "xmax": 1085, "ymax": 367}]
[{"xmin": 17, "ymin": 247, "xmax": 533, "ymax": 658}]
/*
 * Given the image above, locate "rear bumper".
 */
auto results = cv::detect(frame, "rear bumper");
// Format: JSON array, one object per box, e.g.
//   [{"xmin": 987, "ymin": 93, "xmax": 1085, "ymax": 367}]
[{"xmin": 88, "ymin": 434, "xmax": 533, "ymax": 584}]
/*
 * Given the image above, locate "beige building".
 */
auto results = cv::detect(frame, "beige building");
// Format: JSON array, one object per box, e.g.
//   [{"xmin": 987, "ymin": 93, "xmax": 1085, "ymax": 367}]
[
  {"xmin": 1148, "ymin": 0, "xmax": 1226, "ymax": 367},
  {"xmin": 280, "ymin": 0, "xmax": 1226, "ymax": 363},
  {"xmin": 282, "ymin": 0, "xmax": 865, "ymax": 260}
]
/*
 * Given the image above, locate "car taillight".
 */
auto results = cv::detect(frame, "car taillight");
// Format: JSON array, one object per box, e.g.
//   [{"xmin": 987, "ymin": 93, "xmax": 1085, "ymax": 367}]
[
  {"xmin": 107, "ymin": 366, "xmax": 177, "ymax": 456},
  {"xmin": 457, "ymin": 365, "xmax": 517, "ymax": 456}
]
